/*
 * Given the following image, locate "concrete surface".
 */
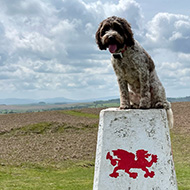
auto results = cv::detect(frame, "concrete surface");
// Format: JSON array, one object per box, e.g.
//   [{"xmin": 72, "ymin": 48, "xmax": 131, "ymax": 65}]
[{"xmin": 93, "ymin": 108, "xmax": 178, "ymax": 190}]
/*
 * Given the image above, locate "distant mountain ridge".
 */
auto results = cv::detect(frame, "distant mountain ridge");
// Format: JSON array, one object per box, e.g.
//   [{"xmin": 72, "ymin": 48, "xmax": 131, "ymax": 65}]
[
  {"xmin": 0, "ymin": 97, "xmax": 75, "ymax": 105},
  {"xmin": 0, "ymin": 96, "xmax": 189, "ymax": 105},
  {"xmin": 168, "ymin": 96, "xmax": 190, "ymax": 102},
  {"xmin": 0, "ymin": 96, "xmax": 119, "ymax": 105}
]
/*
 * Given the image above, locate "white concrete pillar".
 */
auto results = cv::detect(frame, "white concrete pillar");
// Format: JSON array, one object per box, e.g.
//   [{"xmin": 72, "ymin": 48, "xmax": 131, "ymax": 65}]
[{"xmin": 93, "ymin": 108, "xmax": 178, "ymax": 190}]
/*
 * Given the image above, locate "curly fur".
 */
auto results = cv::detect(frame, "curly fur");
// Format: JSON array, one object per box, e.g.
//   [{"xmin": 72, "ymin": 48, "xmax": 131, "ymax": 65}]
[{"xmin": 96, "ymin": 16, "xmax": 173, "ymax": 128}]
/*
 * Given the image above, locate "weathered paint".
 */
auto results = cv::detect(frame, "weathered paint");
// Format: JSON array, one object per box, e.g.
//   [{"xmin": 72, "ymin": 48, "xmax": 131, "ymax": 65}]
[{"xmin": 93, "ymin": 108, "xmax": 178, "ymax": 190}]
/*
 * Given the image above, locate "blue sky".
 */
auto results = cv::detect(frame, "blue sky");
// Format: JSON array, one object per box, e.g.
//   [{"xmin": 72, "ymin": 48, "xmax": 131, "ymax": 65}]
[{"xmin": 0, "ymin": 0, "xmax": 190, "ymax": 100}]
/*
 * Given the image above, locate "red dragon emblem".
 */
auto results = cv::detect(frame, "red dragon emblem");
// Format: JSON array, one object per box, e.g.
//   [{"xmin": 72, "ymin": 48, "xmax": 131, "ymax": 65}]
[{"xmin": 106, "ymin": 149, "xmax": 158, "ymax": 179}]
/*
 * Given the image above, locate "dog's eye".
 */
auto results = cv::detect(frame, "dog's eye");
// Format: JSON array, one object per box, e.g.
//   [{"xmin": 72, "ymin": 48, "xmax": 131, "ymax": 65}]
[
  {"xmin": 100, "ymin": 25, "xmax": 110, "ymax": 36},
  {"xmin": 113, "ymin": 23, "xmax": 123, "ymax": 34},
  {"xmin": 100, "ymin": 29, "xmax": 106, "ymax": 36}
]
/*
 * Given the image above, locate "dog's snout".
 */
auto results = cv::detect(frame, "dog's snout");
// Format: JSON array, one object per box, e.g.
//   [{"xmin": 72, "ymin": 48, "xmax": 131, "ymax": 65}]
[
  {"xmin": 108, "ymin": 36, "xmax": 114, "ymax": 41},
  {"xmin": 108, "ymin": 36, "xmax": 116, "ymax": 44}
]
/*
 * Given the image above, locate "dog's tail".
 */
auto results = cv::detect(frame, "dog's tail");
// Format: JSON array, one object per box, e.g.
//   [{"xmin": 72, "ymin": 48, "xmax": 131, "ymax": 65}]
[{"xmin": 166, "ymin": 108, "xmax": 174, "ymax": 129}]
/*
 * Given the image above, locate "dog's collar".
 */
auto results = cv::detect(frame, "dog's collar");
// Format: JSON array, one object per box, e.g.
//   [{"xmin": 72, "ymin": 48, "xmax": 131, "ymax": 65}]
[{"xmin": 112, "ymin": 45, "xmax": 127, "ymax": 59}]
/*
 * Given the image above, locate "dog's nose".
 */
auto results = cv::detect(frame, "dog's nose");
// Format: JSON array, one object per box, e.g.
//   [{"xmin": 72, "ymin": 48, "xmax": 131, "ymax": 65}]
[{"xmin": 108, "ymin": 36, "xmax": 114, "ymax": 41}]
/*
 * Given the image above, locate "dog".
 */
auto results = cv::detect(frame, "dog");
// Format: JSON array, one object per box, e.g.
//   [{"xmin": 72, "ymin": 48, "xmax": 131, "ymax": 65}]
[{"xmin": 96, "ymin": 16, "xmax": 173, "ymax": 128}]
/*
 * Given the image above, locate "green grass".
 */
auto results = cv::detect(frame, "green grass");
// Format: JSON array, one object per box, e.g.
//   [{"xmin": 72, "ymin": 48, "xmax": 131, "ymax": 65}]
[
  {"xmin": 170, "ymin": 132, "xmax": 190, "ymax": 190},
  {"xmin": 0, "ymin": 131, "xmax": 189, "ymax": 190},
  {"xmin": 17, "ymin": 122, "xmax": 53, "ymax": 134},
  {"xmin": 0, "ymin": 122, "xmax": 64, "ymax": 136},
  {"xmin": 61, "ymin": 110, "xmax": 99, "ymax": 119},
  {"xmin": 0, "ymin": 160, "xmax": 189, "ymax": 190},
  {"xmin": 0, "ymin": 130, "xmax": 189, "ymax": 190},
  {"xmin": 0, "ymin": 121, "xmax": 97, "ymax": 137},
  {"xmin": 0, "ymin": 162, "xmax": 94, "ymax": 190},
  {"xmin": 175, "ymin": 163, "xmax": 190, "ymax": 190}
]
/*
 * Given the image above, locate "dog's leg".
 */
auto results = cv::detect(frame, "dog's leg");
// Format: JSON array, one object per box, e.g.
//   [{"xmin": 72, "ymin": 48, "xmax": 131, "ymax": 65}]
[
  {"xmin": 117, "ymin": 78, "xmax": 130, "ymax": 109},
  {"xmin": 129, "ymin": 90, "xmax": 141, "ymax": 108},
  {"xmin": 139, "ymin": 70, "xmax": 151, "ymax": 109}
]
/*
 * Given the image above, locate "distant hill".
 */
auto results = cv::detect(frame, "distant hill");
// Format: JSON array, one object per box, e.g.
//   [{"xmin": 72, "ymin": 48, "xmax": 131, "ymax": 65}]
[
  {"xmin": 0, "ymin": 96, "xmax": 189, "ymax": 106},
  {"xmin": 168, "ymin": 96, "xmax": 190, "ymax": 102},
  {"xmin": 0, "ymin": 98, "xmax": 38, "ymax": 105},
  {"xmin": 43, "ymin": 97, "xmax": 76, "ymax": 104},
  {"xmin": 0, "ymin": 97, "xmax": 76, "ymax": 105},
  {"xmin": 0, "ymin": 96, "xmax": 119, "ymax": 105},
  {"xmin": 94, "ymin": 96, "xmax": 190, "ymax": 104}
]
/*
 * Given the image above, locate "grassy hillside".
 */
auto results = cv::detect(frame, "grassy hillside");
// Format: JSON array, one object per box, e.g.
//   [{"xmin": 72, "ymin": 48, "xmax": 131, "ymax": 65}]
[{"xmin": 0, "ymin": 103, "xmax": 189, "ymax": 189}]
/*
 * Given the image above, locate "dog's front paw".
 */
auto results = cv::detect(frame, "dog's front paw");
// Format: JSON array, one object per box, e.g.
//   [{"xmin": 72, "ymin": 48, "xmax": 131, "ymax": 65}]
[
  {"xmin": 119, "ymin": 100, "xmax": 131, "ymax": 109},
  {"xmin": 155, "ymin": 102, "xmax": 164, "ymax": 108},
  {"xmin": 139, "ymin": 97, "xmax": 151, "ymax": 109},
  {"xmin": 119, "ymin": 105, "xmax": 130, "ymax": 109},
  {"xmin": 119, "ymin": 103, "xmax": 131, "ymax": 109},
  {"xmin": 155, "ymin": 101, "xmax": 170, "ymax": 109}
]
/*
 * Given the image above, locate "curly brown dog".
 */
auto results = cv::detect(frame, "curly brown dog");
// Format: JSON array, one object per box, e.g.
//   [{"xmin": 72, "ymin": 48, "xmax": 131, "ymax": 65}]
[{"xmin": 96, "ymin": 16, "xmax": 173, "ymax": 128}]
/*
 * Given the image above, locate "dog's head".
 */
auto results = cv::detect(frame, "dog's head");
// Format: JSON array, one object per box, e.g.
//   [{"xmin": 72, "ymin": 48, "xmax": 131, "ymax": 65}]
[{"xmin": 96, "ymin": 16, "xmax": 135, "ymax": 53}]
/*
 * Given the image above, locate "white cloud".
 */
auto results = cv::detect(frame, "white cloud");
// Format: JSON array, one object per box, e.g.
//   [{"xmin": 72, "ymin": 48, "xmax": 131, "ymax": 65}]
[
  {"xmin": 138, "ymin": 12, "xmax": 190, "ymax": 97},
  {"xmin": 0, "ymin": 0, "xmax": 52, "ymax": 17},
  {"xmin": 0, "ymin": 0, "xmax": 189, "ymax": 99},
  {"xmin": 178, "ymin": 53, "xmax": 190, "ymax": 64},
  {"xmin": 106, "ymin": 0, "xmax": 143, "ymax": 29},
  {"xmin": 145, "ymin": 13, "xmax": 190, "ymax": 53},
  {"xmin": 84, "ymin": 0, "xmax": 143, "ymax": 30}
]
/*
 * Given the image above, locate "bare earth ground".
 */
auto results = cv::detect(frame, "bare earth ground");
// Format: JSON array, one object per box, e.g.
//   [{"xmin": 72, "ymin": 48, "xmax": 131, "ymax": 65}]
[
  {"xmin": 0, "ymin": 108, "xmax": 101, "ymax": 165},
  {"xmin": 172, "ymin": 102, "xmax": 190, "ymax": 134},
  {"xmin": 0, "ymin": 103, "xmax": 189, "ymax": 166}
]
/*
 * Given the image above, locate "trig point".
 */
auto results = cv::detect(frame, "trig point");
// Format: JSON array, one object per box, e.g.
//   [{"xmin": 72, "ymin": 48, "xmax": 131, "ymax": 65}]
[{"xmin": 93, "ymin": 108, "xmax": 178, "ymax": 190}]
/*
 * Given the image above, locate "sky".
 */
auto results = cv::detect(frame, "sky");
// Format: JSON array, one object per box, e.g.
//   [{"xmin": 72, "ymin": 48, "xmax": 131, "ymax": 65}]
[{"xmin": 0, "ymin": 0, "xmax": 190, "ymax": 100}]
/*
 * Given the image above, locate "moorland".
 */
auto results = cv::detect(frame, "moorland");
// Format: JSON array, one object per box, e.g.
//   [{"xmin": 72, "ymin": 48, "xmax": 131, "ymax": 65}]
[{"xmin": 0, "ymin": 102, "xmax": 189, "ymax": 189}]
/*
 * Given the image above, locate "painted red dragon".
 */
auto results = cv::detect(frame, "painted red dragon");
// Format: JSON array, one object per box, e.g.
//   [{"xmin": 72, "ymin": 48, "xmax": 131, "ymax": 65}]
[{"xmin": 106, "ymin": 149, "xmax": 158, "ymax": 179}]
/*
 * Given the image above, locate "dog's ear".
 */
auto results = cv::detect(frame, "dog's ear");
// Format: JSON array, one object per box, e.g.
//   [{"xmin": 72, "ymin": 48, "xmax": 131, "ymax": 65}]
[
  {"xmin": 95, "ymin": 22, "xmax": 107, "ymax": 50},
  {"xmin": 119, "ymin": 18, "xmax": 135, "ymax": 47}
]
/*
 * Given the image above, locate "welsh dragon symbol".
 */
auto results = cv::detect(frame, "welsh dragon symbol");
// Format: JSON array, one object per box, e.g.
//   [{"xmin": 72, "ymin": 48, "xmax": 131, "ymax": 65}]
[{"xmin": 106, "ymin": 149, "xmax": 158, "ymax": 179}]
